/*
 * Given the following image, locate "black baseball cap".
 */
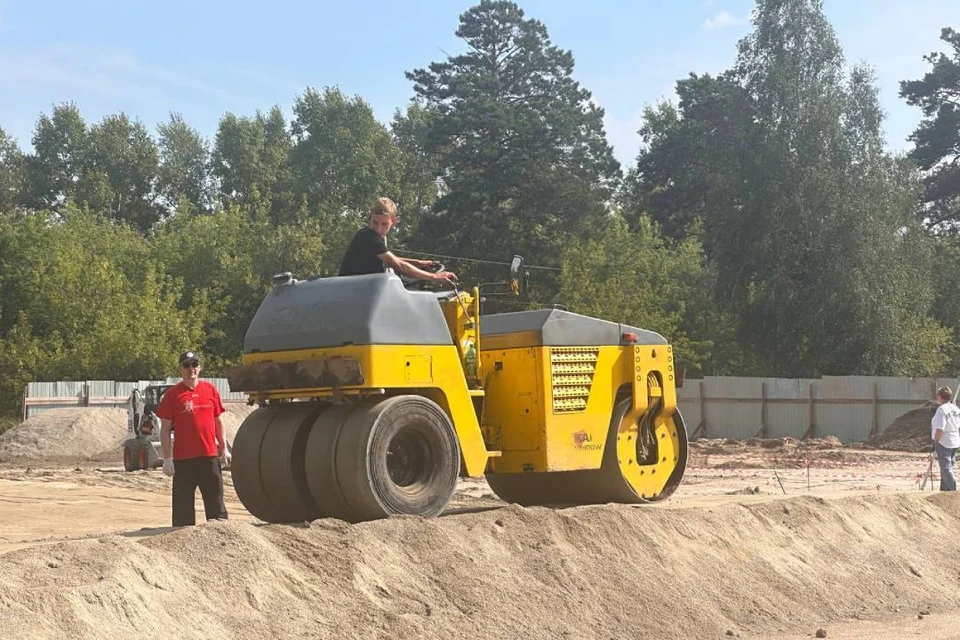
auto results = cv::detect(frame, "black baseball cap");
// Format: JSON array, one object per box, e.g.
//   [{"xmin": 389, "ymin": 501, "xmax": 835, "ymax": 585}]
[{"xmin": 178, "ymin": 350, "xmax": 200, "ymax": 366}]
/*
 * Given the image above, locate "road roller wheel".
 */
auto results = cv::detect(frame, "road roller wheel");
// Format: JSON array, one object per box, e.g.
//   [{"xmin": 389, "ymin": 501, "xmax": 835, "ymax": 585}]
[
  {"xmin": 333, "ymin": 395, "xmax": 460, "ymax": 522},
  {"xmin": 303, "ymin": 405, "xmax": 356, "ymax": 521},
  {"xmin": 645, "ymin": 408, "xmax": 688, "ymax": 501},
  {"xmin": 258, "ymin": 403, "xmax": 326, "ymax": 522},
  {"xmin": 232, "ymin": 406, "xmax": 288, "ymax": 523},
  {"xmin": 486, "ymin": 399, "xmax": 688, "ymax": 506}
]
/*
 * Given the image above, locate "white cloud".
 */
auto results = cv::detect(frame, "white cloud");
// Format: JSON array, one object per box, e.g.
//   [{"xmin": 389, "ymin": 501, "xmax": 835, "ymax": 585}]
[
  {"xmin": 0, "ymin": 43, "xmax": 242, "ymax": 103},
  {"xmin": 702, "ymin": 11, "xmax": 746, "ymax": 30}
]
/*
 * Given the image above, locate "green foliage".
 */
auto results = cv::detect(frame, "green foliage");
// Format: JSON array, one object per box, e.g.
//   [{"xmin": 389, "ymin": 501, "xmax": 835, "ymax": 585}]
[
  {"xmin": 623, "ymin": 0, "xmax": 948, "ymax": 377},
  {"xmin": 407, "ymin": 0, "xmax": 620, "ymax": 277},
  {"xmin": 157, "ymin": 113, "xmax": 213, "ymax": 213},
  {"xmin": 25, "ymin": 103, "xmax": 87, "ymax": 210},
  {"xmin": 0, "ymin": 207, "xmax": 208, "ymax": 414},
  {"xmin": 77, "ymin": 113, "xmax": 162, "ymax": 232},
  {"xmin": 212, "ymin": 106, "xmax": 294, "ymax": 224},
  {"xmin": 290, "ymin": 87, "xmax": 406, "ymax": 272},
  {"xmin": 0, "ymin": 416, "xmax": 17, "ymax": 436},
  {"xmin": 900, "ymin": 27, "xmax": 960, "ymax": 233},
  {"xmin": 558, "ymin": 215, "xmax": 716, "ymax": 370},
  {"xmin": 0, "ymin": 127, "xmax": 25, "ymax": 214},
  {"xmin": 151, "ymin": 207, "xmax": 327, "ymax": 371},
  {"xmin": 2, "ymin": 0, "xmax": 960, "ymax": 416}
]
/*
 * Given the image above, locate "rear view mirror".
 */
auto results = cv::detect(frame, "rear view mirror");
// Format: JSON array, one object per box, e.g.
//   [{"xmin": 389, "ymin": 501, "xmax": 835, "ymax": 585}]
[{"xmin": 510, "ymin": 255, "xmax": 525, "ymax": 297}]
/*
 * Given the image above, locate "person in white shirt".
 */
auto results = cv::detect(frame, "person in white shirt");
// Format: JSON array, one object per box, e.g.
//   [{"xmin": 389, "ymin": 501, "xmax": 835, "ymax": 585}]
[{"xmin": 931, "ymin": 386, "xmax": 960, "ymax": 491}]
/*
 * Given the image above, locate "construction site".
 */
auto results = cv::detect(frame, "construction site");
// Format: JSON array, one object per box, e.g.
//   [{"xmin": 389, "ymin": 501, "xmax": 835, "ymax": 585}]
[{"xmin": 1, "ymin": 373, "xmax": 958, "ymax": 639}]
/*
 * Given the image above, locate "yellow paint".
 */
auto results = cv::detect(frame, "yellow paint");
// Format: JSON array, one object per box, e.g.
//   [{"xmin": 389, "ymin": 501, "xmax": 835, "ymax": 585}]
[
  {"xmin": 479, "ymin": 341, "xmax": 683, "ymax": 499},
  {"xmin": 240, "ymin": 308, "xmax": 683, "ymax": 499},
  {"xmin": 241, "ymin": 343, "xmax": 490, "ymax": 477}
]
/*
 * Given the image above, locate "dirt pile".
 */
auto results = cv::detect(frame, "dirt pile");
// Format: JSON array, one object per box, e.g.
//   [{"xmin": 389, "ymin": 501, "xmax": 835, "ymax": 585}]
[
  {"xmin": 1, "ymin": 493, "xmax": 959, "ymax": 639},
  {"xmin": 0, "ymin": 404, "xmax": 256, "ymax": 463},
  {"xmin": 219, "ymin": 403, "xmax": 257, "ymax": 443},
  {"xmin": 0, "ymin": 408, "xmax": 128, "ymax": 461},
  {"xmin": 863, "ymin": 403, "xmax": 936, "ymax": 453}
]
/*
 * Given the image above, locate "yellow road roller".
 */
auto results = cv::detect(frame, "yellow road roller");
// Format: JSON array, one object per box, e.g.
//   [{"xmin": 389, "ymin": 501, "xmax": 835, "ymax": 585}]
[{"xmin": 226, "ymin": 262, "xmax": 687, "ymax": 522}]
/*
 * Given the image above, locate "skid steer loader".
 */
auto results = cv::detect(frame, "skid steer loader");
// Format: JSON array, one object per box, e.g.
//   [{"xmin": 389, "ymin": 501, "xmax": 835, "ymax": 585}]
[
  {"xmin": 122, "ymin": 384, "xmax": 173, "ymax": 471},
  {"xmin": 226, "ymin": 258, "xmax": 687, "ymax": 522}
]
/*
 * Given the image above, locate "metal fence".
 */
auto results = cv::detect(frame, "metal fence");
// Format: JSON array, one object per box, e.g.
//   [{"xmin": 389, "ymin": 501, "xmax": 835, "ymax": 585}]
[
  {"xmin": 22, "ymin": 378, "xmax": 248, "ymax": 420},
  {"xmin": 678, "ymin": 376, "xmax": 956, "ymax": 443},
  {"xmin": 22, "ymin": 375, "xmax": 951, "ymax": 443}
]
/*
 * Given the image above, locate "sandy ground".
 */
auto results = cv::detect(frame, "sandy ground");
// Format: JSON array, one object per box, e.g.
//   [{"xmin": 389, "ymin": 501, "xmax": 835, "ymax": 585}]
[
  {"xmin": 3, "ymin": 439, "xmax": 960, "ymax": 639},
  {"xmin": 4, "ymin": 405, "xmax": 960, "ymax": 639}
]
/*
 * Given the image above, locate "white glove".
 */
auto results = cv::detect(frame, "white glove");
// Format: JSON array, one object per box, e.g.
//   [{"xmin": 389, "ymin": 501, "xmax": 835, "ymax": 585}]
[
  {"xmin": 162, "ymin": 458, "xmax": 175, "ymax": 477},
  {"xmin": 220, "ymin": 447, "xmax": 232, "ymax": 468}
]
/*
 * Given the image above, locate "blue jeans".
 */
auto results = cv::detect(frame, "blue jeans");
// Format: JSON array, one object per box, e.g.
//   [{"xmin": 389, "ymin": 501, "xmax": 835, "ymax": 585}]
[{"xmin": 935, "ymin": 442, "xmax": 958, "ymax": 491}]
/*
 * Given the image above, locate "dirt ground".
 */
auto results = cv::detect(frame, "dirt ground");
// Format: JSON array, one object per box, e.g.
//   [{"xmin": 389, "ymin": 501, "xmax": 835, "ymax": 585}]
[{"xmin": 3, "ymin": 413, "xmax": 960, "ymax": 639}]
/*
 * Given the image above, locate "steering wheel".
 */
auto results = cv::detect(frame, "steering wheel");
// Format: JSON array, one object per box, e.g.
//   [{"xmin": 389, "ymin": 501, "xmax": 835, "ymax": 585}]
[{"xmin": 400, "ymin": 261, "xmax": 447, "ymax": 289}]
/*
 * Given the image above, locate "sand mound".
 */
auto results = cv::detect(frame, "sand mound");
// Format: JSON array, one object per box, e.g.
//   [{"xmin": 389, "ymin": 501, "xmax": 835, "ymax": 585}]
[
  {"xmin": 0, "ymin": 404, "xmax": 257, "ymax": 463},
  {"xmin": 1, "ymin": 493, "xmax": 959, "ymax": 639},
  {"xmin": 863, "ymin": 403, "xmax": 937, "ymax": 452},
  {"xmin": 219, "ymin": 404, "xmax": 257, "ymax": 444},
  {"xmin": 0, "ymin": 408, "xmax": 128, "ymax": 461}
]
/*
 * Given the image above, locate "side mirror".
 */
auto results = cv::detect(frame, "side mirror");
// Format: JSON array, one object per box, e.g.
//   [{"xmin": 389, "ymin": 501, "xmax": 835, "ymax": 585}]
[
  {"xmin": 272, "ymin": 272, "xmax": 294, "ymax": 286},
  {"xmin": 510, "ymin": 255, "xmax": 525, "ymax": 296},
  {"xmin": 675, "ymin": 362, "xmax": 686, "ymax": 389}
]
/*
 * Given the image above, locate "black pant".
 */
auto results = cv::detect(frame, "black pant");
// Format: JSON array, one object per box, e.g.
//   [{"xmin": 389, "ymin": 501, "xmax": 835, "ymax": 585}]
[{"xmin": 172, "ymin": 456, "xmax": 228, "ymax": 526}]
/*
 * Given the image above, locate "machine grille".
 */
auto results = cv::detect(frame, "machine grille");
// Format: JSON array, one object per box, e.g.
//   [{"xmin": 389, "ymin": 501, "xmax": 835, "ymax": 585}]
[{"xmin": 550, "ymin": 347, "xmax": 599, "ymax": 413}]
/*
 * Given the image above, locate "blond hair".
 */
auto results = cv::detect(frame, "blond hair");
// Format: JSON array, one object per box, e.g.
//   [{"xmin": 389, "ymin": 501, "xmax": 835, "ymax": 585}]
[
  {"xmin": 369, "ymin": 197, "xmax": 398, "ymax": 221},
  {"xmin": 938, "ymin": 386, "xmax": 953, "ymax": 402}
]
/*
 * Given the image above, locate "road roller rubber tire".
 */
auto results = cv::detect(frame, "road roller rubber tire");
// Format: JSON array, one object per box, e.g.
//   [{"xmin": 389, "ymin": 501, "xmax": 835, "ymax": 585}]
[
  {"xmin": 231, "ymin": 406, "xmax": 288, "ymax": 523},
  {"xmin": 334, "ymin": 396, "xmax": 460, "ymax": 522},
  {"xmin": 258, "ymin": 403, "xmax": 326, "ymax": 522},
  {"xmin": 303, "ymin": 405, "xmax": 356, "ymax": 521}
]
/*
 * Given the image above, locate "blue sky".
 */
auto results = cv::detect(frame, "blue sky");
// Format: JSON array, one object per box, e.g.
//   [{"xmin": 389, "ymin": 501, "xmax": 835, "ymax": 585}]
[{"xmin": 0, "ymin": 0, "xmax": 957, "ymax": 167}]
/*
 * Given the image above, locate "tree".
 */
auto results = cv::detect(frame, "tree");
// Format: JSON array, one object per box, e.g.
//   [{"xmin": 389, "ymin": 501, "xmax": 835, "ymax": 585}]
[
  {"xmin": 151, "ymin": 207, "xmax": 327, "ymax": 367},
  {"xmin": 212, "ymin": 106, "xmax": 293, "ymax": 223},
  {"xmin": 156, "ymin": 113, "xmax": 213, "ymax": 214},
  {"xmin": 0, "ymin": 127, "xmax": 25, "ymax": 214},
  {"xmin": 25, "ymin": 103, "xmax": 87, "ymax": 210},
  {"xmin": 0, "ymin": 207, "xmax": 208, "ymax": 414},
  {"xmin": 557, "ymin": 214, "xmax": 727, "ymax": 373},
  {"xmin": 900, "ymin": 27, "xmax": 960, "ymax": 233},
  {"xmin": 389, "ymin": 101, "xmax": 441, "ymax": 244},
  {"xmin": 623, "ymin": 0, "xmax": 947, "ymax": 376},
  {"xmin": 77, "ymin": 113, "xmax": 162, "ymax": 232},
  {"xmin": 407, "ymin": 0, "xmax": 620, "ymax": 275},
  {"xmin": 289, "ymin": 87, "xmax": 406, "ymax": 270}
]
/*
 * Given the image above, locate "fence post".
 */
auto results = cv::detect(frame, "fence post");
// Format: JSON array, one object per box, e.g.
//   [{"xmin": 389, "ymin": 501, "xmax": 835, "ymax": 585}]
[
  {"xmin": 869, "ymin": 381, "xmax": 880, "ymax": 437},
  {"xmin": 802, "ymin": 382, "xmax": 816, "ymax": 440},
  {"xmin": 754, "ymin": 381, "xmax": 768, "ymax": 438}
]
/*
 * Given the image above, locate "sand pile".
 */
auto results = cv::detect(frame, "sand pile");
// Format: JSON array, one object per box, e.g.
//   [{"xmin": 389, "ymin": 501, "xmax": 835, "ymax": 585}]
[
  {"xmin": 0, "ymin": 404, "xmax": 257, "ymax": 463},
  {"xmin": 863, "ymin": 403, "xmax": 936, "ymax": 452},
  {"xmin": 0, "ymin": 408, "xmax": 128, "ymax": 461},
  {"xmin": 1, "ymin": 493, "xmax": 959, "ymax": 639},
  {"xmin": 220, "ymin": 403, "xmax": 257, "ymax": 444}
]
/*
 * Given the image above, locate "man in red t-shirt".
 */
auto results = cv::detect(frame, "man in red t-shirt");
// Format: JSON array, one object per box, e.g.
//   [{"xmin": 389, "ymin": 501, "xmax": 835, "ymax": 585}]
[{"xmin": 157, "ymin": 350, "xmax": 230, "ymax": 526}]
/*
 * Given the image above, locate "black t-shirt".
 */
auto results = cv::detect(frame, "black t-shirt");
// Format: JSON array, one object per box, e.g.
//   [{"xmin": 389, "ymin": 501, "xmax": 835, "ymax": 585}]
[{"xmin": 338, "ymin": 227, "xmax": 389, "ymax": 276}]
